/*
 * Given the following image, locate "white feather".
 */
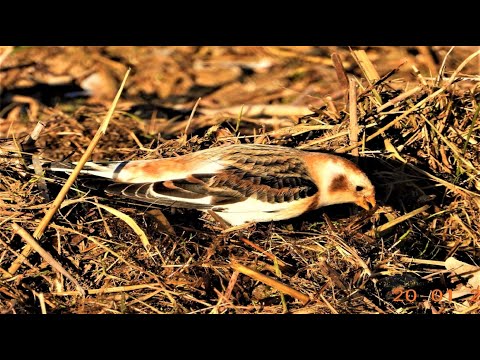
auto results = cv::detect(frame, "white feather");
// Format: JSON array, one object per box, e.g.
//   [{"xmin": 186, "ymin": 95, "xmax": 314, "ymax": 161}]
[{"xmin": 211, "ymin": 196, "xmax": 314, "ymax": 226}]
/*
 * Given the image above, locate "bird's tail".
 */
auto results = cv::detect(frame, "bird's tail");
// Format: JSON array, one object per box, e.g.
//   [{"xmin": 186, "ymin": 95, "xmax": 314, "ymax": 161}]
[{"xmin": 44, "ymin": 161, "xmax": 125, "ymax": 180}]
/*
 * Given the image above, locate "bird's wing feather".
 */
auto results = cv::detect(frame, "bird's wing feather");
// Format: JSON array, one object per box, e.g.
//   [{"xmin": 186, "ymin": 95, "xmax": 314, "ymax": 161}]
[
  {"xmin": 105, "ymin": 145, "xmax": 318, "ymax": 211},
  {"xmin": 105, "ymin": 182, "xmax": 216, "ymax": 209}
]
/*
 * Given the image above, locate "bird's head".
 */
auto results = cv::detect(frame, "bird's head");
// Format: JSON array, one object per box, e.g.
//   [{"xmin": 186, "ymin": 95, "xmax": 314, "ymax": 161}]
[{"xmin": 312, "ymin": 155, "xmax": 376, "ymax": 211}]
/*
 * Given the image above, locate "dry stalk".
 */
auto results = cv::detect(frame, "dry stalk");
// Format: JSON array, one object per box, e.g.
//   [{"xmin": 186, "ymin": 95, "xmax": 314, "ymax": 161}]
[
  {"xmin": 338, "ymin": 49, "xmax": 480, "ymax": 154},
  {"xmin": 348, "ymin": 76, "xmax": 359, "ymax": 157},
  {"xmin": 11, "ymin": 223, "xmax": 85, "ymax": 296},
  {"xmin": 6, "ymin": 69, "xmax": 130, "ymax": 276},
  {"xmin": 230, "ymin": 260, "xmax": 310, "ymax": 304}
]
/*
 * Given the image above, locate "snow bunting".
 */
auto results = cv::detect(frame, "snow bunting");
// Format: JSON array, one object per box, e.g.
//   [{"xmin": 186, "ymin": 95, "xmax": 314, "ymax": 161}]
[{"xmin": 47, "ymin": 144, "xmax": 376, "ymax": 226}]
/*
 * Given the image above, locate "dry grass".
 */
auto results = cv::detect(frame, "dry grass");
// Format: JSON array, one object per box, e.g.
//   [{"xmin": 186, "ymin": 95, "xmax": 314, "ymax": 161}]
[{"xmin": 1, "ymin": 46, "xmax": 480, "ymax": 314}]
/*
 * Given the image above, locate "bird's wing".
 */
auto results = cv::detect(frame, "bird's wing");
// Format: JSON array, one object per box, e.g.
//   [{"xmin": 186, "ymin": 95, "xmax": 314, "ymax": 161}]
[{"xmin": 105, "ymin": 145, "xmax": 319, "ymax": 211}]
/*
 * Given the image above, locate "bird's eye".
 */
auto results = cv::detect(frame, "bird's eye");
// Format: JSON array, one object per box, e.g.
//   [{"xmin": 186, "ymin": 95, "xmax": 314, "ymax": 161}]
[{"xmin": 356, "ymin": 185, "xmax": 364, "ymax": 192}]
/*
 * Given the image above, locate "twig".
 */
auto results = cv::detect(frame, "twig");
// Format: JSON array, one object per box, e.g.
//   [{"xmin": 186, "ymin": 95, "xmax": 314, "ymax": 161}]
[
  {"xmin": 37, "ymin": 292, "xmax": 47, "ymax": 314},
  {"xmin": 36, "ymin": 69, "xmax": 129, "ymax": 238},
  {"xmin": 362, "ymin": 296, "xmax": 386, "ymax": 314},
  {"xmin": 348, "ymin": 76, "xmax": 359, "ymax": 157},
  {"xmin": 398, "ymin": 256, "xmax": 446, "ymax": 267},
  {"xmin": 230, "ymin": 261, "xmax": 310, "ymax": 304},
  {"xmin": 239, "ymin": 236, "xmax": 289, "ymax": 269},
  {"xmin": 332, "ymin": 52, "xmax": 349, "ymax": 91},
  {"xmin": 266, "ymin": 124, "xmax": 335, "ymax": 138},
  {"xmin": 376, "ymin": 86, "xmax": 422, "ymax": 113},
  {"xmin": 51, "ymin": 283, "xmax": 167, "ymax": 296},
  {"xmin": 319, "ymin": 294, "xmax": 338, "ymax": 314},
  {"xmin": 11, "ymin": 223, "xmax": 85, "ymax": 297},
  {"xmin": 21, "ymin": 121, "xmax": 45, "ymax": 150},
  {"xmin": 0, "ymin": 236, "xmax": 50, "ymax": 281},
  {"xmin": 224, "ymin": 270, "xmax": 240, "ymax": 302},
  {"xmin": 351, "ymin": 49, "xmax": 380, "ymax": 83},
  {"xmin": 368, "ymin": 205, "xmax": 430, "ymax": 236},
  {"xmin": 181, "ymin": 97, "xmax": 201, "ymax": 144},
  {"xmin": 350, "ymin": 49, "xmax": 382, "ymax": 104},
  {"xmin": 411, "ymin": 65, "xmax": 428, "ymax": 86},
  {"xmin": 436, "ymin": 46, "xmax": 455, "ymax": 86},
  {"xmin": 7, "ymin": 68, "xmax": 131, "ymax": 276},
  {"xmin": 296, "ymin": 123, "xmax": 378, "ymax": 149}
]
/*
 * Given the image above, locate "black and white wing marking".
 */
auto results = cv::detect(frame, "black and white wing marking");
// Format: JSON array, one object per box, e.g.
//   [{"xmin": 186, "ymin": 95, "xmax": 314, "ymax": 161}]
[{"xmin": 105, "ymin": 144, "xmax": 318, "ymax": 211}]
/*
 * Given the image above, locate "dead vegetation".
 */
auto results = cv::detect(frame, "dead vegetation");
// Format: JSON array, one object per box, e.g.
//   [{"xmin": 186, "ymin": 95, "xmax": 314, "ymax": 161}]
[{"xmin": 1, "ymin": 46, "xmax": 480, "ymax": 314}]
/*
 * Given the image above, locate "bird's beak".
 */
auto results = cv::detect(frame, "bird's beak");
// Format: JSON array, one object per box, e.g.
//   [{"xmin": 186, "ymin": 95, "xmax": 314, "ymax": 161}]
[{"xmin": 355, "ymin": 195, "xmax": 376, "ymax": 211}]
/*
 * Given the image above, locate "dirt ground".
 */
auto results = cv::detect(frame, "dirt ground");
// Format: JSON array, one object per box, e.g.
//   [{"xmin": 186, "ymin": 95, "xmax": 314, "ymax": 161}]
[{"xmin": 1, "ymin": 46, "xmax": 480, "ymax": 314}]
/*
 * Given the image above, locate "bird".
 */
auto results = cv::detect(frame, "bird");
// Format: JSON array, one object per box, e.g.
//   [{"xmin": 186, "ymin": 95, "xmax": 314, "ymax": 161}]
[{"xmin": 46, "ymin": 144, "xmax": 376, "ymax": 226}]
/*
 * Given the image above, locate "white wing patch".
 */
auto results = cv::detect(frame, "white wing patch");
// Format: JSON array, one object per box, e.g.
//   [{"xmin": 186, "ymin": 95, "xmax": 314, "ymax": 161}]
[
  {"xmin": 77, "ymin": 161, "xmax": 123, "ymax": 179},
  {"xmin": 212, "ymin": 196, "xmax": 314, "ymax": 226}
]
